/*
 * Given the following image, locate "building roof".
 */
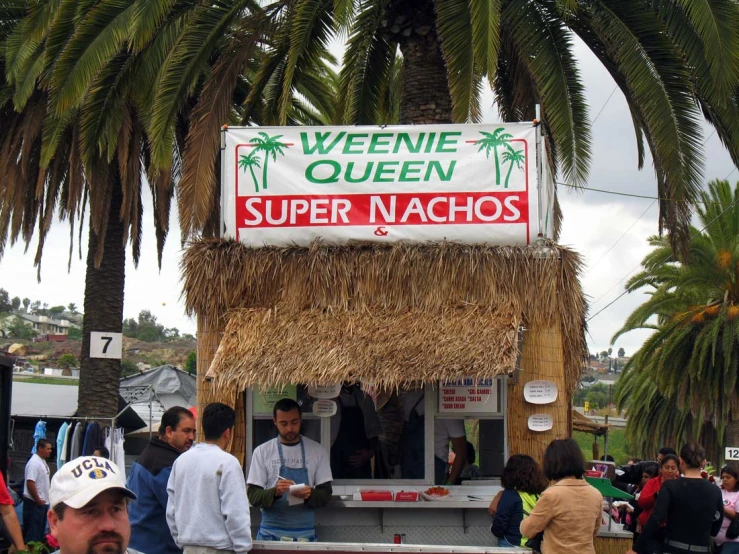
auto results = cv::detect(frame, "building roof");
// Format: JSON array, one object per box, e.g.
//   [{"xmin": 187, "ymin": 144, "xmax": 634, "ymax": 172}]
[
  {"xmin": 16, "ymin": 313, "xmax": 71, "ymax": 328},
  {"xmin": 119, "ymin": 365, "xmax": 196, "ymax": 425},
  {"xmin": 11, "ymin": 381, "xmax": 145, "ymax": 429}
]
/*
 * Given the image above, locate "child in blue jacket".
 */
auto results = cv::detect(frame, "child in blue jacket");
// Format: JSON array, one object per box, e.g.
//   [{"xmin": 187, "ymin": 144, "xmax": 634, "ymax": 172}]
[{"xmin": 491, "ymin": 454, "xmax": 548, "ymax": 547}]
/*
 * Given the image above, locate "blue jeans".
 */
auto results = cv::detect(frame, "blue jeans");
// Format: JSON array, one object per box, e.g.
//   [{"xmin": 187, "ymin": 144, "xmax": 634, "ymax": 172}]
[
  {"xmin": 721, "ymin": 543, "xmax": 739, "ymax": 554},
  {"xmin": 497, "ymin": 537, "xmax": 516, "ymax": 548},
  {"xmin": 22, "ymin": 499, "xmax": 48, "ymax": 543}
]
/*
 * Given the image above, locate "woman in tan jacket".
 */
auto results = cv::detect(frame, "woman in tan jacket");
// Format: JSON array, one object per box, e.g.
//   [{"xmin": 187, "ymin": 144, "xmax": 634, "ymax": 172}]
[{"xmin": 520, "ymin": 438, "xmax": 603, "ymax": 554}]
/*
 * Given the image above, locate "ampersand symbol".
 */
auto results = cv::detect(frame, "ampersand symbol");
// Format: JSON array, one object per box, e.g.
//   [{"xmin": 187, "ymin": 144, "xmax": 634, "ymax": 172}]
[{"xmin": 374, "ymin": 226, "xmax": 389, "ymax": 237}]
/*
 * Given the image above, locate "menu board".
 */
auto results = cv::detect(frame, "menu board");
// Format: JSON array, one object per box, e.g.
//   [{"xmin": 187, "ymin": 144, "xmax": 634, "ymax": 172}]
[
  {"xmin": 438, "ymin": 378, "xmax": 499, "ymax": 413},
  {"xmin": 254, "ymin": 385, "xmax": 297, "ymax": 415}
]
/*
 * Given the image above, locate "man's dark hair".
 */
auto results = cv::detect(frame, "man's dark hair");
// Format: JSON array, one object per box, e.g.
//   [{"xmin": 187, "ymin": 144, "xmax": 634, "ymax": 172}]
[
  {"xmin": 543, "ymin": 438, "xmax": 586, "ymax": 481},
  {"xmin": 37, "ymin": 439, "xmax": 51, "ymax": 450},
  {"xmin": 643, "ymin": 461, "xmax": 659, "ymax": 479},
  {"xmin": 159, "ymin": 406, "xmax": 195, "ymax": 436},
  {"xmin": 273, "ymin": 398, "xmax": 301, "ymax": 419},
  {"xmin": 202, "ymin": 402, "xmax": 235, "ymax": 441},
  {"xmin": 94, "ymin": 445, "xmax": 110, "ymax": 459},
  {"xmin": 502, "ymin": 454, "xmax": 548, "ymax": 495},
  {"xmin": 658, "ymin": 447, "xmax": 677, "ymax": 458},
  {"xmin": 600, "ymin": 454, "xmax": 615, "ymax": 462},
  {"xmin": 53, "ymin": 503, "xmax": 67, "ymax": 520},
  {"xmin": 679, "ymin": 442, "xmax": 705, "ymax": 469},
  {"xmin": 466, "ymin": 441, "xmax": 476, "ymax": 465}
]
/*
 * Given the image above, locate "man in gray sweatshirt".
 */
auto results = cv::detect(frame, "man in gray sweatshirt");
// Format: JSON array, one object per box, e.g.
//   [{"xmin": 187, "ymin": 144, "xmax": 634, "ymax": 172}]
[{"xmin": 166, "ymin": 403, "xmax": 252, "ymax": 554}]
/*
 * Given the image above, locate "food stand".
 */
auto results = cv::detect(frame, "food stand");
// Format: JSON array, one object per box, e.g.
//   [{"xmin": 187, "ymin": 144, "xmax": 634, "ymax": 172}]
[{"xmin": 181, "ymin": 123, "xmax": 630, "ymax": 553}]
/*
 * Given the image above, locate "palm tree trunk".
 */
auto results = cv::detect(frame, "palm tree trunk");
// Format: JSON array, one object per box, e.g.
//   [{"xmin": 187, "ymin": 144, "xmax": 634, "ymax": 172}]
[
  {"xmin": 78, "ymin": 172, "xmax": 126, "ymax": 419},
  {"xmin": 249, "ymin": 167, "xmax": 259, "ymax": 192},
  {"xmin": 262, "ymin": 156, "xmax": 269, "ymax": 190},
  {"xmin": 397, "ymin": 5, "xmax": 452, "ymax": 125},
  {"xmin": 725, "ymin": 417, "xmax": 739, "ymax": 457}
]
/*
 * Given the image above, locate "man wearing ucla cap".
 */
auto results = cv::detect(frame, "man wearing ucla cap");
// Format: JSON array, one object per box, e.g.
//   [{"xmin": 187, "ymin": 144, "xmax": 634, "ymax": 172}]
[{"xmin": 47, "ymin": 456, "xmax": 143, "ymax": 554}]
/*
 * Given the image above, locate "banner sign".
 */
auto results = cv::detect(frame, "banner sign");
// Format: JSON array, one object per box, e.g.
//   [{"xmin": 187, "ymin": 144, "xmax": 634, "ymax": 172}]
[{"xmin": 222, "ymin": 124, "xmax": 539, "ymax": 246}]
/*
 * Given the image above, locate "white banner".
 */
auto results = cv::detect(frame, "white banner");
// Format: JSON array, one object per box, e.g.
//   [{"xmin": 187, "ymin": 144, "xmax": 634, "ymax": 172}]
[{"xmin": 222, "ymin": 124, "xmax": 539, "ymax": 246}]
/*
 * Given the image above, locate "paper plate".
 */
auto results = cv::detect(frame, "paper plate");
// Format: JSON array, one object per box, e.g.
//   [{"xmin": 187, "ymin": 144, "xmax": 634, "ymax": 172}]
[
  {"xmin": 308, "ymin": 384, "xmax": 342, "ymax": 399},
  {"xmin": 528, "ymin": 414, "xmax": 553, "ymax": 432},
  {"xmin": 421, "ymin": 492, "xmax": 458, "ymax": 502},
  {"xmin": 312, "ymin": 399, "xmax": 337, "ymax": 417},
  {"xmin": 523, "ymin": 380, "xmax": 558, "ymax": 404}
]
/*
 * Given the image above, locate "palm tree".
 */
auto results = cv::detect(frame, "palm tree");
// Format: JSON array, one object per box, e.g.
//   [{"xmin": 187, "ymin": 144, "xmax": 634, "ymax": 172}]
[
  {"xmin": 501, "ymin": 148, "xmax": 526, "ymax": 188},
  {"xmin": 228, "ymin": 0, "xmax": 739, "ymax": 253},
  {"xmin": 475, "ymin": 128, "xmax": 514, "ymax": 186},
  {"xmin": 0, "ymin": 0, "xmax": 186, "ymax": 418},
  {"xmin": 249, "ymin": 132, "xmax": 288, "ymax": 190},
  {"xmin": 239, "ymin": 152, "xmax": 262, "ymax": 192},
  {"xmin": 613, "ymin": 179, "xmax": 739, "ymax": 461}
]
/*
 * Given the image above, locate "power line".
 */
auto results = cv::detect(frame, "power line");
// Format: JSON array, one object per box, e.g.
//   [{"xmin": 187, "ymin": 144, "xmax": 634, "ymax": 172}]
[
  {"xmin": 587, "ymin": 195, "xmax": 739, "ymax": 321},
  {"xmin": 557, "ymin": 181, "xmax": 732, "ymax": 204},
  {"xmin": 585, "ymin": 200, "xmax": 657, "ymax": 276},
  {"xmin": 592, "ymin": 86, "xmax": 618, "ymax": 126}
]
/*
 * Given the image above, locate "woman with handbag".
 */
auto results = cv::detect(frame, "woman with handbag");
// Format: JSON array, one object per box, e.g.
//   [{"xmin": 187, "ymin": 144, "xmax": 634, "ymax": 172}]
[
  {"xmin": 520, "ymin": 438, "xmax": 603, "ymax": 554},
  {"xmin": 715, "ymin": 462, "xmax": 739, "ymax": 553},
  {"xmin": 491, "ymin": 454, "xmax": 548, "ymax": 547}
]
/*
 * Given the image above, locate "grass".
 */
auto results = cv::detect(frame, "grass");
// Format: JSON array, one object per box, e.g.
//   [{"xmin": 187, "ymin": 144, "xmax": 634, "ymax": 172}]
[
  {"xmin": 13, "ymin": 376, "xmax": 78, "ymax": 386},
  {"xmin": 574, "ymin": 428, "xmax": 629, "ymax": 465}
]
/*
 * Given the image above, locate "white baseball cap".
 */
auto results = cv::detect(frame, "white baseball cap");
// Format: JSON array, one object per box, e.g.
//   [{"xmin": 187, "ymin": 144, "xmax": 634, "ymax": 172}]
[{"xmin": 49, "ymin": 456, "xmax": 136, "ymax": 509}]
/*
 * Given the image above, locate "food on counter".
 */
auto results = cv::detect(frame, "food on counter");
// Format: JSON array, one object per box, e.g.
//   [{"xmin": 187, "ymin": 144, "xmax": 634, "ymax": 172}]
[{"xmin": 424, "ymin": 486, "xmax": 450, "ymax": 497}]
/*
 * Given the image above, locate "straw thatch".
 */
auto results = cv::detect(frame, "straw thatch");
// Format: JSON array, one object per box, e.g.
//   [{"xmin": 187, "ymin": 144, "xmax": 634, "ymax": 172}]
[
  {"xmin": 182, "ymin": 238, "xmax": 587, "ymax": 398},
  {"xmin": 572, "ymin": 409, "xmax": 610, "ymax": 436},
  {"xmin": 594, "ymin": 536, "xmax": 633, "ymax": 554},
  {"xmin": 207, "ymin": 307, "xmax": 521, "ymax": 393}
]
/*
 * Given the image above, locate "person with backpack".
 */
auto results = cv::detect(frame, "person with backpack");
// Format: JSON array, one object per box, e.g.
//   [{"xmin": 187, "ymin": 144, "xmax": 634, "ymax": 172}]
[{"xmin": 491, "ymin": 454, "xmax": 548, "ymax": 547}]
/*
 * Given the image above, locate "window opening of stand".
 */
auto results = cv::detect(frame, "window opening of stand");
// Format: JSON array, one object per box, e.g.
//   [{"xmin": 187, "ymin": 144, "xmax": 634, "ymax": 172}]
[
  {"xmin": 246, "ymin": 380, "xmax": 506, "ymax": 483},
  {"xmin": 435, "ymin": 378, "xmax": 506, "ymax": 484}
]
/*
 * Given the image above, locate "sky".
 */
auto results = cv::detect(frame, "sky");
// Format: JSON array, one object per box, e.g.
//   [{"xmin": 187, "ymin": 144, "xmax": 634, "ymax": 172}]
[{"xmin": 0, "ymin": 37, "xmax": 736, "ymax": 356}]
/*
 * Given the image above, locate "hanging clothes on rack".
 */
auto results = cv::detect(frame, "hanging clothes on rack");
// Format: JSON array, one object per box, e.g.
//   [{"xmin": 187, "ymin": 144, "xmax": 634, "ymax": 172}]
[
  {"xmin": 60, "ymin": 422, "xmax": 73, "ymax": 465},
  {"xmin": 31, "ymin": 419, "xmax": 46, "ymax": 454},
  {"xmin": 104, "ymin": 427, "xmax": 126, "ymax": 479},
  {"xmin": 82, "ymin": 422, "xmax": 102, "ymax": 456},
  {"xmin": 70, "ymin": 422, "xmax": 84, "ymax": 459},
  {"xmin": 56, "ymin": 421, "xmax": 69, "ymax": 468}
]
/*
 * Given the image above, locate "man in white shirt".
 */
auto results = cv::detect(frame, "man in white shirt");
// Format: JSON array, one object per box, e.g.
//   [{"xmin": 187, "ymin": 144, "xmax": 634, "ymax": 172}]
[
  {"xmin": 23, "ymin": 438, "xmax": 52, "ymax": 543},
  {"xmin": 247, "ymin": 398, "xmax": 333, "ymax": 542},
  {"xmin": 47, "ymin": 455, "xmax": 142, "ymax": 554},
  {"xmin": 166, "ymin": 403, "xmax": 252, "ymax": 554}
]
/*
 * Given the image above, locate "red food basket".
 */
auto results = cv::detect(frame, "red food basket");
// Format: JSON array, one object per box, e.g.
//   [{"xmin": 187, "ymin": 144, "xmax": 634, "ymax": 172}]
[
  {"xmin": 360, "ymin": 490, "xmax": 394, "ymax": 501},
  {"xmin": 395, "ymin": 491, "xmax": 420, "ymax": 502}
]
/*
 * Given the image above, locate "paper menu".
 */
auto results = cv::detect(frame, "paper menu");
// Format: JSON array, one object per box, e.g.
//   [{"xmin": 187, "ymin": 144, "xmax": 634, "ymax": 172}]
[{"xmin": 288, "ymin": 483, "xmax": 307, "ymax": 506}]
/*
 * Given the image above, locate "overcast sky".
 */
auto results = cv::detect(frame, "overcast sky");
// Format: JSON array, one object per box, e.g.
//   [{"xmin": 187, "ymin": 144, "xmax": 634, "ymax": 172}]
[{"xmin": 0, "ymin": 37, "xmax": 735, "ymax": 357}]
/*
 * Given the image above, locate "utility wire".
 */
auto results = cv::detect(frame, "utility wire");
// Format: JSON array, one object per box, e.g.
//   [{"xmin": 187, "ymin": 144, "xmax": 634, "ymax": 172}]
[
  {"xmin": 585, "ymin": 200, "xmax": 657, "ymax": 276},
  {"xmin": 587, "ymin": 195, "xmax": 739, "ymax": 321},
  {"xmin": 592, "ymin": 86, "xmax": 618, "ymax": 126},
  {"xmin": 557, "ymin": 181, "xmax": 732, "ymax": 204}
]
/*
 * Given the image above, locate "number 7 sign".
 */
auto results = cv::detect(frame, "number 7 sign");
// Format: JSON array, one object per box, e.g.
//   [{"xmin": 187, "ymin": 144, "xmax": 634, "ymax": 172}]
[{"xmin": 90, "ymin": 332, "xmax": 123, "ymax": 359}]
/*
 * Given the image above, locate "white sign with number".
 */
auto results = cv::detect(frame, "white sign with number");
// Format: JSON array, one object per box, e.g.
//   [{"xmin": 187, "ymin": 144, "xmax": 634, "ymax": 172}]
[
  {"xmin": 726, "ymin": 447, "xmax": 739, "ymax": 461},
  {"xmin": 90, "ymin": 332, "xmax": 122, "ymax": 359}
]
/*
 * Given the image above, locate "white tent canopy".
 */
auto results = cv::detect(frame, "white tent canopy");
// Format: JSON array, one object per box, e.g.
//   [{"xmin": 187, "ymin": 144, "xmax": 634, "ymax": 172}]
[{"xmin": 119, "ymin": 365, "xmax": 196, "ymax": 434}]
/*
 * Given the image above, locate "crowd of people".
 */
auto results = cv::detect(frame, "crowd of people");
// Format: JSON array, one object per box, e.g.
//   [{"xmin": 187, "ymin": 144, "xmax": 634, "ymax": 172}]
[
  {"xmin": 1, "ymin": 400, "xmax": 737, "ymax": 554},
  {"xmin": 488, "ymin": 441, "xmax": 735, "ymax": 554}
]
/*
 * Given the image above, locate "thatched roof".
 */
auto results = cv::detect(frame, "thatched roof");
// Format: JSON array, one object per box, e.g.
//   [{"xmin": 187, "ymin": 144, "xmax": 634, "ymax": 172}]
[
  {"xmin": 207, "ymin": 308, "xmax": 521, "ymax": 390},
  {"xmin": 572, "ymin": 409, "xmax": 610, "ymax": 436},
  {"xmin": 181, "ymin": 239, "xmax": 587, "ymax": 395}
]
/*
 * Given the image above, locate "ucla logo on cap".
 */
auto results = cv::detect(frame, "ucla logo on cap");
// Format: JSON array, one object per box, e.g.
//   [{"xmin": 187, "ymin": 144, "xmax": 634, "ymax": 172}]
[{"xmin": 89, "ymin": 469, "xmax": 107, "ymax": 479}]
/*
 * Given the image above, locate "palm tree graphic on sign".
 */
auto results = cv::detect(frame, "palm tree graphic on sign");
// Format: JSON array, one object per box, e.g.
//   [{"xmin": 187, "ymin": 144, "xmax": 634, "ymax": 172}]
[
  {"xmin": 501, "ymin": 148, "xmax": 526, "ymax": 188},
  {"xmin": 238, "ymin": 152, "xmax": 262, "ymax": 192},
  {"xmin": 474, "ymin": 128, "xmax": 516, "ymax": 186},
  {"xmin": 250, "ymin": 132, "xmax": 289, "ymax": 190}
]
